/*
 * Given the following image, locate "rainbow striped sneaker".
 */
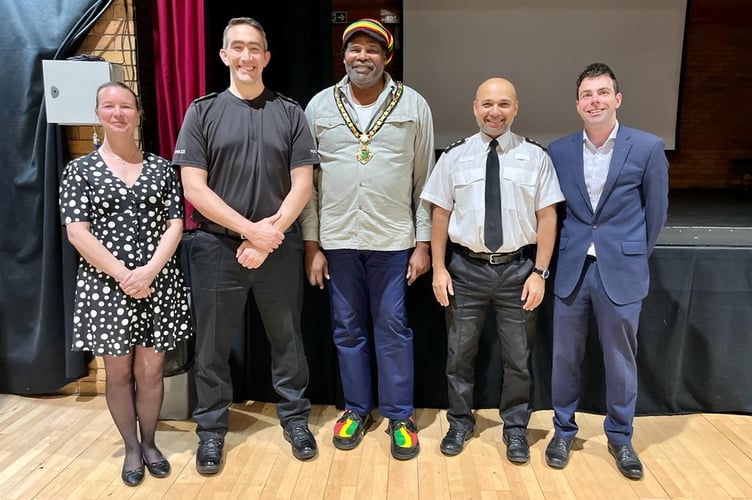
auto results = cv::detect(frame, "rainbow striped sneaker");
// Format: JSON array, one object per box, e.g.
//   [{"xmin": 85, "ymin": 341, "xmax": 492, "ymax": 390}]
[
  {"xmin": 388, "ymin": 417, "xmax": 420, "ymax": 460},
  {"xmin": 332, "ymin": 410, "xmax": 373, "ymax": 450}
]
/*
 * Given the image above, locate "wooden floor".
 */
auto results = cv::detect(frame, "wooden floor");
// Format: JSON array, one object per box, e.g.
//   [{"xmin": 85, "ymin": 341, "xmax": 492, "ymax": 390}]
[{"xmin": 1, "ymin": 394, "xmax": 751, "ymax": 499}]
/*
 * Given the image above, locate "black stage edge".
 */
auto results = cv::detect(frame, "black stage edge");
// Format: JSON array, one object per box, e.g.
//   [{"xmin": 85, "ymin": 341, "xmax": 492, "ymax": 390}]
[
  {"xmin": 659, "ymin": 189, "xmax": 752, "ymax": 246},
  {"xmin": 202, "ymin": 189, "xmax": 752, "ymax": 416}
]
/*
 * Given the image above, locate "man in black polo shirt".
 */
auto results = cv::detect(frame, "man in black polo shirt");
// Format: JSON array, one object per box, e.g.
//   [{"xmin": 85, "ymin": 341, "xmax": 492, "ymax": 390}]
[{"xmin": 173, "ymin": 17, "xmax": 319, "ymax": 474}]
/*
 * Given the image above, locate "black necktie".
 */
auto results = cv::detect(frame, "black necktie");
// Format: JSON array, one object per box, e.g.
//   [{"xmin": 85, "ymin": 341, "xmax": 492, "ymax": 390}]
[{"xmin": 484, "ymin": 138, "xmax": 503, "ymax": 251}]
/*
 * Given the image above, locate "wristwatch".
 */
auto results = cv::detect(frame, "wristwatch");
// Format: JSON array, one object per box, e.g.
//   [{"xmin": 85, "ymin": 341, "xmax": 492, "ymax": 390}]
[{"xmin": 532, "ymin": 267, "xmax": 550, "ymax": 279}]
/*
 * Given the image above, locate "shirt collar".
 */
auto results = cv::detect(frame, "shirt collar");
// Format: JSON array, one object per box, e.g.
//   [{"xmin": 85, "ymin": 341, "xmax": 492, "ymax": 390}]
[
  {"xmin": 337, "ymin": 73, "xmax": 396, "ymax": 103},
  {"xmin": 582, "ymin": 121, "xmax": 619, "ymax": 150},
  {"xmin": 481, "ymin": 129, "xmax": 513, "ymax": 152}
]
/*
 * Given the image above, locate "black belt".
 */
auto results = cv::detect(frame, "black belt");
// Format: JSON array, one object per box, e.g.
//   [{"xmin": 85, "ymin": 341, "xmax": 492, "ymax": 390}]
[
  {"xmin": 198, "ymin": 221, "xmax": 299, "ymax": 239},
  {"xmin": 457, "ymin": 244, "xmax": 529, "ymax": 265},
  {"xmin": 198, "ymin": 222, "xmax": 243, "ymax": 239}
]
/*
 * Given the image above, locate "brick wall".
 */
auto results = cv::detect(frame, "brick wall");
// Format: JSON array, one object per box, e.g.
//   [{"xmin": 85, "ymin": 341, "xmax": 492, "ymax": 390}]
[
  {"xmin": 666, "ymin": 0, "xmax": 752, "ymax": 188},
  {"xmin": 60, "ymin": 0, "xmax": 136, "ymax": 396}
]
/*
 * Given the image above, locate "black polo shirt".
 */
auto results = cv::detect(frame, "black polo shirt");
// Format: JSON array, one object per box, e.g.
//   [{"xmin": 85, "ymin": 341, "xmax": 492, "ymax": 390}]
[{"xmin": 173, "ymin": 88, "xmax": 319, "ymax": 223}]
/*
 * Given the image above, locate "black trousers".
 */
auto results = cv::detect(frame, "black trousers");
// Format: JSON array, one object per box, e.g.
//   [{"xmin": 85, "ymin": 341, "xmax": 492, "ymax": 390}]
[
  {"xmin": 445, "ymin": 249, "xmax": 536, "ymax": 434},
  {"xmin": 189, "ymin": 228, "xmax": 311, "ymax": 440}
]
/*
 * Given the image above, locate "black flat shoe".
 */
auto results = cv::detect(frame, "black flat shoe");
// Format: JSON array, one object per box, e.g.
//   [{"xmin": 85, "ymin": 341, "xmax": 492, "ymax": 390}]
[
  {"xmin": 143, "ymin": 456, "xmax": 171, "ymax": 478},
  {"xmin": 121, "ymin": 461, "xmax": 145, "ymax": 487}
]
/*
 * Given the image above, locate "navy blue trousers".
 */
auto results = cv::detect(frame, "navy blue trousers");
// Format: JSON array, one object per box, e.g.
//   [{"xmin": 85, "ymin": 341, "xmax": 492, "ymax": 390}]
[
  {"xmin": 551, "ymin": 258, "xmax": 642, "ymax": 445},
  {"xmin": 324, "ymin": 249, "xmax": 414, "ymax": 420}
]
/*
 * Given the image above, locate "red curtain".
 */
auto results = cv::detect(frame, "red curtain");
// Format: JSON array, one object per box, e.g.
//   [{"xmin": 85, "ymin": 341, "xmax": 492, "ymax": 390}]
[{"xmin": 152, "ymin": 0, "xmax": 205, "ymax": 229}]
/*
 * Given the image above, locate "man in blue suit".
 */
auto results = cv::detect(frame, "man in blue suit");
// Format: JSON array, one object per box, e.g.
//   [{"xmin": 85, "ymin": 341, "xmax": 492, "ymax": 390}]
[{"xmin": 544, "ymin": 63, "xmax": 668, "ymax": 480}]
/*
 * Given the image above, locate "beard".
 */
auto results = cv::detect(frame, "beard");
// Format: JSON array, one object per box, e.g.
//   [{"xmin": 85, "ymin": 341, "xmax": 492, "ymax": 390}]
[{"xmin": 346, "ymin": 62, "xmax": 384, "ymax": 89}]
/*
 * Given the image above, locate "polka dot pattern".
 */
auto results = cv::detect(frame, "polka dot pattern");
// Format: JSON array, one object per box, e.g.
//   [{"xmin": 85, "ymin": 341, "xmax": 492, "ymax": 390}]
[{"xmin": 60, "ymin": 151, "xmax": 192, "ymax": 356}]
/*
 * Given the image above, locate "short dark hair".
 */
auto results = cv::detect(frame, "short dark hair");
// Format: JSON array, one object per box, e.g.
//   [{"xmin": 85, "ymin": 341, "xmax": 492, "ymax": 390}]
[
  {"xmin": 576, "ymin": 63, "xmax": 619, "ymax": 99},
  {"xmin": 223, "ymin": 17, "xmax": 268, "ymax": 50},
  {"xmin": 95, "ymin": 81, "xmax": 141, "ymax": 111}
]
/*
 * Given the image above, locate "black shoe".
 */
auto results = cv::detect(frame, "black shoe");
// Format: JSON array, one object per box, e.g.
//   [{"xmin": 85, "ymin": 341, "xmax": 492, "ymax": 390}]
[
  {"xmin": 439, "ymin": 427, "xmax": 473, "ymax": 456},
  {"xmin": 332, "ymin": 410, "xmax": 373, "ymax": 450},
  {"xmin": 608, "ymin": 443, "xmax": 643, "ymax": 480},
  {"xmin": 388, "ymin": 417, "xmax": 420, "ymax": 460},
  {"xmin": 121, "ymin": 460, "xmax": 145, "ymax": 487},
  {"xmin": 503, "ymin": 432, "xmax": 530, "ymax": 464},
  {"xmin": 545, "ymin": 436, "xmax": 573, "ymax": 469},
  {"xmin": 196, "ymin": 438, "xmax": 224, "ymax": 476},
  {"xmin": 143, "ymin": 455, "xmax": 171, "ymax": 478},
  {"xmin": 284, "ymin": 424, "xmax": 318, "ymax": 460}
]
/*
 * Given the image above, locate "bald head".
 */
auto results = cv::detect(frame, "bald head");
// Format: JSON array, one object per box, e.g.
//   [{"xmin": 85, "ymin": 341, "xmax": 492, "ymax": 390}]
[
  {"xmin": 473, "ymin": 78, "xmax": 519, "ymax": 138},
  {"xmin": 476, "ymin": 78, "xmax": 517, "ymax": 102}
]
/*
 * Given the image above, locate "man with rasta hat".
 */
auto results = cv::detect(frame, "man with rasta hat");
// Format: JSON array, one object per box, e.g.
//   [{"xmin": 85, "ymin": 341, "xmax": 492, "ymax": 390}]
[{"xmin": 300, "ymin": 18, "xmax": 435, "ymax": 460}]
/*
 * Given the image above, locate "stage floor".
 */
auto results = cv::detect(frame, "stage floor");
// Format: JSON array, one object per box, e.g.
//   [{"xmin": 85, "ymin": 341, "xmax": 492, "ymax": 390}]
[{"xmin": 658, "ymin": 189, "xmax": 752, "ymax": 246}]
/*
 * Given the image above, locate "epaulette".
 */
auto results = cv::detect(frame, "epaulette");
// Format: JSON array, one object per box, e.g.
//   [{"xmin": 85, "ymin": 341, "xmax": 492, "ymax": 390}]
[
  {"xmin": 443, "ymin": 137, "xmax": 467, "ymax": 153},
  {"xmin": 192, "ymin": 92, "xmax": 218, "ymax": 104},
  {"xmin": 525, "ymin": 137, "xmax": 547, "ymax": 151},
  {"xmin": 276, "ymin": 92, "xmax": 302, "ymax": 107}
]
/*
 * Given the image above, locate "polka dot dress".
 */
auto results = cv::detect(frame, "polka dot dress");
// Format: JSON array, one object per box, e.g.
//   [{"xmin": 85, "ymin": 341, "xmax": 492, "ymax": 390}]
[{"xmin": 59, "ymin": 151, "xmax": 192, "ymax": 356}]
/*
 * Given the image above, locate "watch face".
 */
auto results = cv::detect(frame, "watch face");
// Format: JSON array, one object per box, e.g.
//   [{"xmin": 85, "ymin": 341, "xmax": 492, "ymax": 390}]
[{"xmin": 534, "ymin": 267, "xmax": 549, "ymax": 279}]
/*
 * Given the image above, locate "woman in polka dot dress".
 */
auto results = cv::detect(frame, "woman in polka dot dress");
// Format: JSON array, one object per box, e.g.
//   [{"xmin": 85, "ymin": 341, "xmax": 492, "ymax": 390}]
[{"xmin": 59, "ymin": 82, "xmax": 192, "ymax": 487}]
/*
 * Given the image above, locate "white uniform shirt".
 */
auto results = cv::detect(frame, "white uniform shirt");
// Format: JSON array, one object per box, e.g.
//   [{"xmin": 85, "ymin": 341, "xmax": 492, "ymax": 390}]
[{"xmin": 421, "ymin": 130, "xmax": 564, "ymax": 253}]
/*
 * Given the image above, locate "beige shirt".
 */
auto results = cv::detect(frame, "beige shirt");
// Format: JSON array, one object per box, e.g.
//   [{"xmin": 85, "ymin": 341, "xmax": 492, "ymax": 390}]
[
  {"xmin": 300, "ymin": 75, "xmax": 435, "ymax": 251},
  {"xmin": 421, "ymin": 131, "xmax": 564, "ymax": 253}
]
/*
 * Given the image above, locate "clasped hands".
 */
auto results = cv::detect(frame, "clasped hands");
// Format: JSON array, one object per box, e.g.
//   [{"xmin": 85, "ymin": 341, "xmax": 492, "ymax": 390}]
[
  {"xmin": 236, "ymin": 213, "xmax": 284, "ymax": 269},
  {"xmin": 118, "ymin": 266, "xmax": 156, "ymax": 299}
]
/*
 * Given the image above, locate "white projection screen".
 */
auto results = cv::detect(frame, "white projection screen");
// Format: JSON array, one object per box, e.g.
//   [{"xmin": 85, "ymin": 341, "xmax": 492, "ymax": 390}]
[{"xmin": 403, "ymin": 0, "xmax": 687, "ymax": 149}]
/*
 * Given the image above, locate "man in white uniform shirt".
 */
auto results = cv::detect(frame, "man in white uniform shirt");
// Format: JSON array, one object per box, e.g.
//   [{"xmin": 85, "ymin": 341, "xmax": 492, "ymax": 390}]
[{"xmin": 421, "ymin": 77, "xmax": 563, "ymax": 462}]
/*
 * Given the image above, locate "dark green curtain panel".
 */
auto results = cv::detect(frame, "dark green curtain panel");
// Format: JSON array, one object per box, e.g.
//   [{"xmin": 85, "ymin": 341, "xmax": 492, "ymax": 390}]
[{"xmin": 0, "ymin": 0, "xmax": 110, "ymax": 393}]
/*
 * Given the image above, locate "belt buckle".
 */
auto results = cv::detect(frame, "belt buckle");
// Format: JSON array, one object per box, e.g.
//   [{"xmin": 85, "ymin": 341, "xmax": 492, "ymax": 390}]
[{"xmin": 489, "ymin": 253, "xmax": 504, "ymax": 265}]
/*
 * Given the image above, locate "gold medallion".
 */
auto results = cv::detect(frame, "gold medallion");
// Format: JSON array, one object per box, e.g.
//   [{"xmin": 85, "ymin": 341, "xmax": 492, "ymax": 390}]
[
  {"xmin": 333, "ymin": 82, "xmax": 404, "ymax": 167},
  {"xmin": 357, "ymin": 143, "xmax": 373, "ymax": 164}
]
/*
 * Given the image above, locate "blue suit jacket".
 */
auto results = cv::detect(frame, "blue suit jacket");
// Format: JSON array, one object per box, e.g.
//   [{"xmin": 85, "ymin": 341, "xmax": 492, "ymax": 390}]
[{"xmin": 548, "ymin": 125, "xmax": 669, "ymax": 305}]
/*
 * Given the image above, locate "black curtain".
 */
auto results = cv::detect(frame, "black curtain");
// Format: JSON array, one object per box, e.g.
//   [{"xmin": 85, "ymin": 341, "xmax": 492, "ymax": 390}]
[
  {"xmin": 0, "ymin": 0, "xmax": 111, "ymax": 393},
  {"xmin": 203, "ymin": 2, "xmax": 334, "ymax": 105}
]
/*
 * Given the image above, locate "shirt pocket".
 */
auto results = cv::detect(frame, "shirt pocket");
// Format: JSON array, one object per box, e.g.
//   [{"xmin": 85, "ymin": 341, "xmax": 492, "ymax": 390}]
[
  {"xmin": 380, "ymin": 113, "xmax": 416, "ymax": 155},
  {"xmin": 501, "ymin": 166, "xmax": 537, "ymax": 208},
  {"xmin": 451, "ymin": 167, "xmax": 485, "ymax": 208},
  {"xmin": 315, "ymin": 116, "xmax": 350, "ymax": 136}
]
